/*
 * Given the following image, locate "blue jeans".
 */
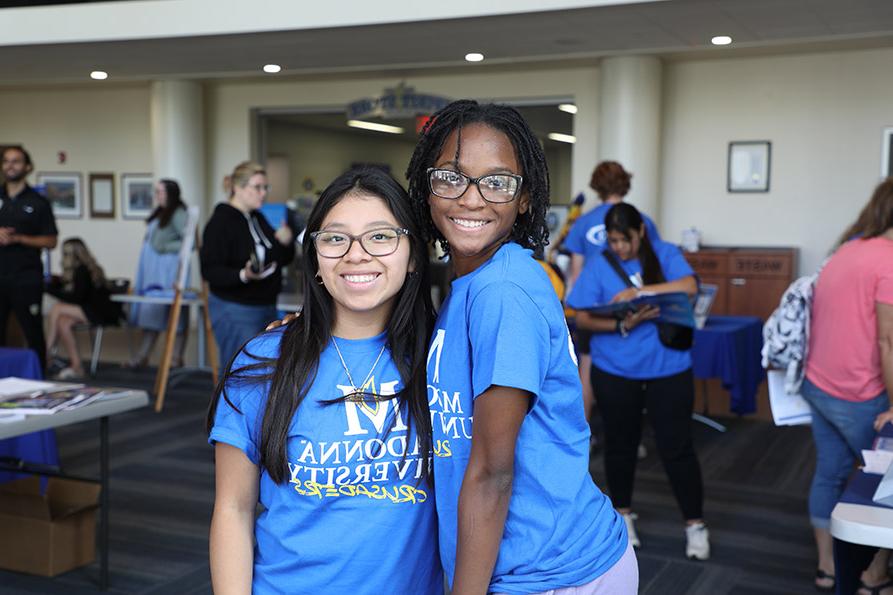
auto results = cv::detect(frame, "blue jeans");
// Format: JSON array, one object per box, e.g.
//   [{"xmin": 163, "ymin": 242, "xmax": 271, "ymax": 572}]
[
  {"xmin": 207, "ymin": 293, "xmax": 277, "ymax": 371},
  {"xmin": 801, "ymin": 377, "xmax": 889, "ymax": 528}
]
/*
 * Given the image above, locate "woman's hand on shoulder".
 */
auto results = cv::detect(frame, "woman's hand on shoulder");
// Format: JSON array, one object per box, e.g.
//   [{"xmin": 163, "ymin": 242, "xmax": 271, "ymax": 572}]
[
  {"xmin": 274, "ymin": 223, "xmax": 293, "ymax": 246},
  {"xmin": 265, "ymin": 312, "xmax": 298, "ymax": 331}
]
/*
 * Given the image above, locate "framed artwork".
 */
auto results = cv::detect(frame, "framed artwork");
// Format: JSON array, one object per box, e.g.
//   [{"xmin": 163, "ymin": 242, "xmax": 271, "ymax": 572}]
[
  {"xmin": 546, "ymin": 205, "xmax": 570, "ymax": 239},
  {"xmin": 121, "ymin": 173, "xmax": 154, "ymax": 219},
  {"xmin": 36, "ymin": 172, "xmax": 82, "ymax": 219},
  {"xmin": 89, "ymin": 173, "xmax": 115, "ymax": 219},
  {"xmin": 883, "ymin": 127, "xmax": 893, "ymax": 178},
  {"xmin": 727, "ymin": 141, "xmax": 771, "ymax": 193}
]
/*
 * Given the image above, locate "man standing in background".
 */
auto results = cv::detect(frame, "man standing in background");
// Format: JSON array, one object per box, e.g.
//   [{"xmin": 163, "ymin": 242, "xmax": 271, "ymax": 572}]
[{"xmin": 0, "ymin": 146, "xmax": 58, "ymax": 372}]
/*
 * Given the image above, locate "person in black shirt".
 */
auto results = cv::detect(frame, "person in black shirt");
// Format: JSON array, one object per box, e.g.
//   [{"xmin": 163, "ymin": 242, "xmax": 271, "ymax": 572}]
[
  {"xmin": 200, "ymin": 161, "xmax": 295, "ymax": 369},
  {"xmin": 0, "ymin": 147, "xmax": 58, "ymax": 372}
]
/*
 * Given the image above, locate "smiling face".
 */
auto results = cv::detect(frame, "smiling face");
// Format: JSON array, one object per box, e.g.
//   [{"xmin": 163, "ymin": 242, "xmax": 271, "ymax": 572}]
[
  {"xmin": 316, "ymin": 192, "xmax": 412, "ymax": 337},
  {"xmin": 427, "ymin": 123, "xmax": 529, "ymax": 276},
  {"xmin": 2, "ymin": 148, "xmax": 31, "ymax": 184}
]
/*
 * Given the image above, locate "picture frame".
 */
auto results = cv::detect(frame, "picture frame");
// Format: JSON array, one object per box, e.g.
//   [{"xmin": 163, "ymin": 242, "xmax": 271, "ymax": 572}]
[
  {"xmin": 35, "ymin": 172, "xmax": 82, "ymax": 219},
  {"xmin": 88, "ymin": 173, "xmax": 115, "ymax": 219},
  {"xmin": 727, "ymin": 141, "xmax": 771, "ymax": 193},
  {"xmin": 882, "ymin": 127, "xmax": 893, "ymax": 178},
  {"xmin": 546, "ymin": 205, "xmax": 570, "ymax": 239},
  {"xmin": 121, "ymin": 173, "xmax": 154, "ymax": 220}
]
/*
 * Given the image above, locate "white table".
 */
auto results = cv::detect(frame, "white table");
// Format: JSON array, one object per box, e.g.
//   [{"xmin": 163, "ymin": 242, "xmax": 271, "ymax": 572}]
[
  {"xmin": 831, "ymin": 499, "xmax": 893, "ymax": 548},
  {"xmin": 0, "ymin": 389, "xmax": 149, "ymax": 590}
]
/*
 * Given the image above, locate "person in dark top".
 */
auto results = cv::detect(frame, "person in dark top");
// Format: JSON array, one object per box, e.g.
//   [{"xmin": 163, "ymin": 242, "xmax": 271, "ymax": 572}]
[
  {"xmin": 200, "ymin": 161, "xmax": 295, "ymax": 369},
  {"xmin": 0, "ymin": 146, "xmax": 58, "ymax": 372},
  {"xmin": 45, "ymin": 238, "xmax": 119, "ymax": 379}
]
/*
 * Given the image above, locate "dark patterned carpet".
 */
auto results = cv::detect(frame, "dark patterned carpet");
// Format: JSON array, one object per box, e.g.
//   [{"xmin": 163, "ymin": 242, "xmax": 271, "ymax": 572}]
[{"xmin": 0, "ymin": 366, "xmax": 820, "ymax": 594}]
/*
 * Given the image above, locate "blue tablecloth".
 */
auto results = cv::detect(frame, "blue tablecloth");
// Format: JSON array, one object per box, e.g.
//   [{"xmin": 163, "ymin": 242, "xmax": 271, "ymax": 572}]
[
  {"xmin": 691, "ymin": 315, "xmax": 765, "ymax": 415},
  {"xmin": 0, "ymin": 347, "xmax": 60, "ymax": 482}
]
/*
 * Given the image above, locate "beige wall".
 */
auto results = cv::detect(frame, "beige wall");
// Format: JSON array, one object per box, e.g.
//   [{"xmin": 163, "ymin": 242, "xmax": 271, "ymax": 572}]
[
  {"xmin": 660, "ymin": 47, "xmax": 893, "ymax": 274},
  {"xmin": 0, "ymin": 83, "xmax": 153, "ymax": 278}
]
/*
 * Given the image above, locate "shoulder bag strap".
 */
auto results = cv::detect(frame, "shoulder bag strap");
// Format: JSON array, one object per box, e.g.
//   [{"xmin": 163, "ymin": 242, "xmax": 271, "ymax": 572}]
[{"xmin": 601, "ymin": 249, "xmax": 635, "ymax": 288}]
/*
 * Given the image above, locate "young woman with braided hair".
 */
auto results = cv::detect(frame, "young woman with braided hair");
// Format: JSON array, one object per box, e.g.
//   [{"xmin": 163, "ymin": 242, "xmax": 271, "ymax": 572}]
[{"xmin": 408, "ymin": 100, "xmax": 636, "ymax": 595}]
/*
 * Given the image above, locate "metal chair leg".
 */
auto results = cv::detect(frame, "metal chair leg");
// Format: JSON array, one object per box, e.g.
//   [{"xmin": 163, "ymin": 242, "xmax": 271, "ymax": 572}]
[{"xmin": 90, "ymin": 326, "xmax": 104, "ymax": 376}]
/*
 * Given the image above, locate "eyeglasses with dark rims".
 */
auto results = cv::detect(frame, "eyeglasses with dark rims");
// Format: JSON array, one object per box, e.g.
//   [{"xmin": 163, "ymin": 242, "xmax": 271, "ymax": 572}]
[
  {"xmin": 310, "ymin": 227, "xmax": 410, "ymax": 259},
  {"xmin": 427, "ymin": 167, "xmax": 523, "ymax": 204}
]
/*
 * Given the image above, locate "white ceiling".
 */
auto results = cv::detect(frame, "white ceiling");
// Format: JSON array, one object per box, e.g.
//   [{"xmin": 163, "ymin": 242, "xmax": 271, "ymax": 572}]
[{"xmin": 2, "ymin": 0, "xmax": 893, "ymax": 86}]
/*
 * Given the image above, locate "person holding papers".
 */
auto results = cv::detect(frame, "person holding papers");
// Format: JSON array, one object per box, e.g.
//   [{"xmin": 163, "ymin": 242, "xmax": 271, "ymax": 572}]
[{"xmin": 567, "ymin": 202, "xmax": 709, "ymax": 561}]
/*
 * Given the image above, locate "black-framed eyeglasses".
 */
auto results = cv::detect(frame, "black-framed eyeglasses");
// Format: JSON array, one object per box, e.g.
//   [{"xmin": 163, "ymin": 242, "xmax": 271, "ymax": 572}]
[
  {"xmin": 427, "ymin": 168, "xmax": 523, "ymax": 204},
  {"xmin": 310, "ymin": 227, "xmax": 410, "ymax": 258}
]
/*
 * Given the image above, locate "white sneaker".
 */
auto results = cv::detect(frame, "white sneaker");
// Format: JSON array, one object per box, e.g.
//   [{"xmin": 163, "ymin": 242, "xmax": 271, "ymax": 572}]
[
  {"xmin": 622, "ymin": 512, "xmax": 641, "ymax": 548},
  {"xmin": 685, "ymin": 522, "xmax": 710, "ymax": 560}
]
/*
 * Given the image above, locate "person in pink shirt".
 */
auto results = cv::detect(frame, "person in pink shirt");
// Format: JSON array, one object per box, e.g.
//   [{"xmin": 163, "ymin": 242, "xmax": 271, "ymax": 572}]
[{"xmin": 803, "ymin": 177, "xmax": 893, "ymax": 594}]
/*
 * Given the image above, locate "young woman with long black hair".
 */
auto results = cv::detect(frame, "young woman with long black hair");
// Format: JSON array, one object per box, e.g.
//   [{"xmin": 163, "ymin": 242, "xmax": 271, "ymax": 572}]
[
  {"xmin": 407, "ymin": 100, "xmax": 636, "ymax": 595},
  {"xmin": 567, "ymin": 202, "xmax": 708, "ymax": 560},
  {"xmin": 207, "ymin": 167, "xmax": 441, "ymax": 594}
]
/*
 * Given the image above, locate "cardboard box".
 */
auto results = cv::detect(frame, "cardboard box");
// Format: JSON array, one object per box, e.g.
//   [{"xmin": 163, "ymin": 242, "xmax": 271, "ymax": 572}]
[{"xmin": 0, "ymin": 476, "xmax": 100, "ymax": 577}]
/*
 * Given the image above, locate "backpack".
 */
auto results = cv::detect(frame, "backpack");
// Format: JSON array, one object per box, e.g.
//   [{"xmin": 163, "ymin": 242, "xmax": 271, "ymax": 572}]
[{"xmin": 760, "ymin": 273, "xmax": 819, "ymax": 395}]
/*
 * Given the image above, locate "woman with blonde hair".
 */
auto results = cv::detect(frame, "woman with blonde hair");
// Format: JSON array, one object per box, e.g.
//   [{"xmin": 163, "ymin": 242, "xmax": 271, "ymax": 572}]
[
  {"xmin": 200, "ymin": 161, "xmax": 295, "ymax": 368},
  {"xmin": 46, "ymin": 238, "xmax": 120, "ymax": 379}
]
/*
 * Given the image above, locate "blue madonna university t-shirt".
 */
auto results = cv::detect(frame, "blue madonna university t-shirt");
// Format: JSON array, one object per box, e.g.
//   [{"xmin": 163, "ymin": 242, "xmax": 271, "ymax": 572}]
[
  {"xmin": 210, "ymin": 329, "xmax": 443, "ymax": 595},
  {"xmin": 563, "ymin": 202, "xmax": 660, "ymax": 262},
  {"xmin": 427, "ymin": 242, "xmax": 627, "ymax": 594},
  {"xmin": 566, "ymin": 238, "xmax": 694, "ymax": 379}
]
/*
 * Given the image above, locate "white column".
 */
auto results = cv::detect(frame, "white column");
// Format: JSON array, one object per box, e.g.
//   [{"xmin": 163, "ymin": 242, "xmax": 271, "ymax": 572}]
[
  {"xmin": 150, "ymin": 80, "xmax": 205, "ymax": 215},
  {"xmin": 598, "ymin": 55, "xmax": 662, "ymax": 220}
]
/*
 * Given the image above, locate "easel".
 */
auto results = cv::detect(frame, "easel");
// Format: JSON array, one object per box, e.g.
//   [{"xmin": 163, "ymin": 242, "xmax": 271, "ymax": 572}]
[{"xmin": 153, "ymin": 206, "xmax": 219, "ymax": 412}]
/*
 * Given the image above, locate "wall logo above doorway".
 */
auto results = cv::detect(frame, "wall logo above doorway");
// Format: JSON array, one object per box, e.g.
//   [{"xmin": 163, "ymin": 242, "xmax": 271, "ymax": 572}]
[{"xmin": 347, "ymin": 82, "xmax": 450, "ymax": 120}]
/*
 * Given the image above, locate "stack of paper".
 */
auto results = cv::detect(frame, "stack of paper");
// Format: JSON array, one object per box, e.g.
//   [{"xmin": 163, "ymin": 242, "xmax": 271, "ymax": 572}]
[
  {"xmin": 0, "ymin": 378, "xmax": 129, "ymax": 416},
  {"xmin": 767, "ymin": 370, "xmax": 812, "ymax": 426}
]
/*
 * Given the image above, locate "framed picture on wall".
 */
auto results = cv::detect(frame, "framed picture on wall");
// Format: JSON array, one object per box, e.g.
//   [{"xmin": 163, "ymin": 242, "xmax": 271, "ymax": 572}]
[
  {"xmin": 89, "ymin": 173, "xmax": 115, "ymax": 219},
  {"xmin": 121, "ymin": 173, "xmax": 154, "ymax": 219},
  {"xmin": 36, "ymin": 172, "xmax": 82, "ymax": 219},
  {"xmin": 883, "ymin": 127, "xmax": 893, "ymax": 178},
  {"xmin": 727, "ymin": 141, "xmax": 771, "ymax": 193}
]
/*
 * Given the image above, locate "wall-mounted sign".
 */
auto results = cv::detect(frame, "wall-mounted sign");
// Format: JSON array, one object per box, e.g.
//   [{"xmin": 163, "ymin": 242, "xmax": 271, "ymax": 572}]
[{"xmin": 347, "ymin": 82, "xmax": 450, "ymax": 120}]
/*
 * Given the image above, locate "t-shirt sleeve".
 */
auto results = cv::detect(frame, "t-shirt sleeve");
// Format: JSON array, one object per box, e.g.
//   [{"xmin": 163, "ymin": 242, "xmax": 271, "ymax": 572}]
[
  {"xmin": 467, "ymin": 282, "xmax": 549, "ymax": 407},
  {"xmin": 208, "ymin": 341, "xmax": 274, "ymax": 464},
  {"xmin": 659, "ymin": 243, "xmax": 695, "ymax": 281},
  {"xmin": 566, "ymin": 260, "xmax": 604, "ymax": 309},
  {"xmin": 876, "ymin": 265, "xmax": 893, "ymax": 306},
  {"xmin": 563, "ymin": 218, "xmax": 587, "ymax": 255}
]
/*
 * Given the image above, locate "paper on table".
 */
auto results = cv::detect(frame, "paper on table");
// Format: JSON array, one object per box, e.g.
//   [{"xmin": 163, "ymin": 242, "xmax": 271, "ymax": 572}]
[
  {"xmin": 767, "ymin": 370, "xmax": 812, "ymax": 426},
  {"xmin": 863, "ymin": 449, "xmax": 893, "ymax": 475},
  {"xmin": 0, "ymin": 377, "xmax": 83, "ymax": 400}
]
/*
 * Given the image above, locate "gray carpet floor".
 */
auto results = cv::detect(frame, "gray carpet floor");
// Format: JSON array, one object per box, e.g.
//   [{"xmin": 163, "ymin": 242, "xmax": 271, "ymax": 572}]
[{"xmin": 0, "ymin": 366, "xmax": 821, "ymax": 594}]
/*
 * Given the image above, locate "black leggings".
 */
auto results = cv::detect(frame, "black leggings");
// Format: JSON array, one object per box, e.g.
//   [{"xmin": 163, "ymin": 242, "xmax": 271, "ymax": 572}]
[
  {"xmin": 591, "ymin": 365, "xmax": 704, "ymax": 520},
  {"xmin": 0, "ymin": 279, "xmax": 46, "ymax": 373}
]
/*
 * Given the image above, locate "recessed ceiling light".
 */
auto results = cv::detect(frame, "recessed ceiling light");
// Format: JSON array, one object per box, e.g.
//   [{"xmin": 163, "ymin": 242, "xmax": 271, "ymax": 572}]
[
  {"xmin": 465, "ymin": 52, "xmax": 484, "ymax": 62},
  {"xmin": 347, "ymin": 120, "xmax": 405, "ymax": 134},
  {"xmin": 90, "ymin": 71, "xmax": 108, "ymax": 80},
  {"xmin": 263, "ymin": 64, "xmax": 282, "ymax": 74},
  {"xmin": 711, "ymin": 35, "xmax": 732, "ymax": 46},
  {"xmin": 547, "ymin": 133, "xmax": 576, "ymax": 144},
  {"xmin": 558, "ymin": 104, "xmax": 578, "ymax": 114}
]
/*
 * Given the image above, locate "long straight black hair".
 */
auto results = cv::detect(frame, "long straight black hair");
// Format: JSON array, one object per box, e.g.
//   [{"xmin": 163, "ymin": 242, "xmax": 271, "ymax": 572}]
[
  {"xmin": 405, "ymin": 99, "xmax": 551, "ymax": 255},
  {"xmin": 207, "ymin": 166, "xmax": 435, "ymax": 485},
  {"xmin": 604, "ymin": 202, "xmax": 665, "ymax": 285}
]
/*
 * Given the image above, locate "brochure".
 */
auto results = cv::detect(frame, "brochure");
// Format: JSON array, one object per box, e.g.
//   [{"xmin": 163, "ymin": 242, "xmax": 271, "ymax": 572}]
[
  {"xmin": 581, "ymin": 291, "xmax": 696, "ymax": 327},
  {"xmin": 0, "ymin": 387, "xmax": 105, "ymax": 415}
]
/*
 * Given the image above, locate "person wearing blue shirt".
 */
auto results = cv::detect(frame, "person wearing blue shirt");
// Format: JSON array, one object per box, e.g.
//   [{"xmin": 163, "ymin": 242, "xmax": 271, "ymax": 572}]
[
  {"xmin": 567, "ymin": 202, "xmax": 710, "ymax": 562},
  {"xmin": 207, "ymin": 167, "xmax": 442, "ymax": 594},
  {"xmin": 406, "ymin": 100, "xmax": 637, "ymax": 595},
  {"xmin": 562, "ymin": 161, "xmax": 660, "ymax": 419}
]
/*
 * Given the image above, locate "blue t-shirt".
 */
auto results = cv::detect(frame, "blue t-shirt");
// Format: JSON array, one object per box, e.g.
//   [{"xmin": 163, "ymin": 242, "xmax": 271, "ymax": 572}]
[
  {"xmin": 427, "ymin": 242, "xmax": 627, "ymax": 594},
  {"xmin": 566, "ymin": 239, "xmax": 694, "ymax": 379},
  {"xmin": 210, "ymin": 329, "xmax": 443, "ymax": 595},
  {"xmin": 564, "ymin": 202, "xmax": 661, "ymax": 261}
]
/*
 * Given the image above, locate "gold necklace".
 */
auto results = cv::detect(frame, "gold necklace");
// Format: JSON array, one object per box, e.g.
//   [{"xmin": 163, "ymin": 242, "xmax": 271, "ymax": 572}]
[{"xmin": 331, "ymin": 338, "xmax": 387, "ymax": 408}]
